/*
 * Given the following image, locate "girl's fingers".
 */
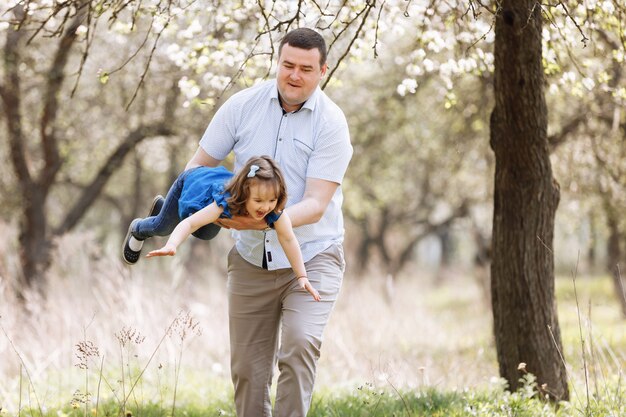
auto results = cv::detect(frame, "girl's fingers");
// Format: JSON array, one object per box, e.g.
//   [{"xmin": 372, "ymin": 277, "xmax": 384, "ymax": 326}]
[
  {"xmin": 301, "ymin": 279, "xmax": 321, "ymax": 302},
  {"xmin": 146, "ymin": 249, "xmax": 174, "ymax": 257}
]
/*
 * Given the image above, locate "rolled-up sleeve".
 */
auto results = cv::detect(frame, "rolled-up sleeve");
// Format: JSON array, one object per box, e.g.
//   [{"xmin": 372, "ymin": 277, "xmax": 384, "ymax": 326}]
[{"xmin": 199, "ymin": 98, "xmax": 239, "ymax": 161}]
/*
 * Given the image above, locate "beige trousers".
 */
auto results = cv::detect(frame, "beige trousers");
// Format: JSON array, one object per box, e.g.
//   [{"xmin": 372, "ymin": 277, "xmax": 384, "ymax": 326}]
[{"xmin": 227, "ymin": 243, "xmax": 345, "ymax": 417}]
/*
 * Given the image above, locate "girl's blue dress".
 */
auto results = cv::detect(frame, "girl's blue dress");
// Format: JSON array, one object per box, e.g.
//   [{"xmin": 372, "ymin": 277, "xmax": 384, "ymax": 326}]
[
  {"xmin": 178, "ymin": 166, "xmax": 235, "ymax": 220},
  {"xmin": 179, "ymin": 166, "xmax": 280, "ymax": 226},
  {"xmin": 132, "ymin": 166, "xmax": 280, "ymax": 241}
]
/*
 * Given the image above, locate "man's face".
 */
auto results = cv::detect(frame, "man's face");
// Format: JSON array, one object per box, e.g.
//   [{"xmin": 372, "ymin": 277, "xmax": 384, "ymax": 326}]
[{"xmin": 277, "ymin": 43, "xmax": 327, "ymax": 112}]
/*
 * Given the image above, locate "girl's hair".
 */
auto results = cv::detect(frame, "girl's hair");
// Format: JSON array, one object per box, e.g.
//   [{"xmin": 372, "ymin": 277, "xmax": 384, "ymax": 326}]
[{"xmin": 224, "ymin": 156, "xmax": 288, "ymax": 216}]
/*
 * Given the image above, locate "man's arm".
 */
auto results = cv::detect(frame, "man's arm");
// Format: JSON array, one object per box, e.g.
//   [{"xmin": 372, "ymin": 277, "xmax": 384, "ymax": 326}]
[
  {"xmin": 186, "ymin": 147, "xmax": 221, "ymax": 170},
  {"xmin": 284, "ymin": 177, "xmax": 338, "ymax": 228}
]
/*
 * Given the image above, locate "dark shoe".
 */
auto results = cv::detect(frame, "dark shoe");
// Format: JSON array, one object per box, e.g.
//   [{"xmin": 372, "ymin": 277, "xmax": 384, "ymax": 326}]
[
  {"xmin": 148, "ymin": 194, "xmax": 164, "ymax": 217},
  {"xmin": 122, "ymin": 218, "xmax": 142, "ymax": 265},
  {"xmin": 122, "ymin": 195, "xmax": 164, "ymax": 265}
]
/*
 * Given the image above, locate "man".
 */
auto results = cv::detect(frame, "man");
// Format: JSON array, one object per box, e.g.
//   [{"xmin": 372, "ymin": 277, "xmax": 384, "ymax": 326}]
[{"xmin": 186, "ymin": 28, "xmax": 352, "ymax": 417}]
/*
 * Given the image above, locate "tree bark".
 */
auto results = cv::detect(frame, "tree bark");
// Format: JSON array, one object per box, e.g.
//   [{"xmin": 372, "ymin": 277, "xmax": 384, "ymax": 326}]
[
  {"xmin": 489, "ymin": 1, "xmax": 569, "ymax": 400},
  {"xmin": 605, "ymin": 208, "xmax": 626, "ymax": 316},
  {"xmin": 2, "ymin": 6, "xmax": 47, "ymax": 294}
]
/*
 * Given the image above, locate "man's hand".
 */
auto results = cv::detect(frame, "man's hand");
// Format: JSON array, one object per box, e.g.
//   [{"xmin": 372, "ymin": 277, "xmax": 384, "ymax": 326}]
[{"xmin": 216, "ymin": 215, "xmax": 267, "ymax": 230}]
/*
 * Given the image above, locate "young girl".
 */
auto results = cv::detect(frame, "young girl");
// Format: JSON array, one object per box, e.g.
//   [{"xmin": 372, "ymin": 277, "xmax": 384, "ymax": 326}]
[{"xmin": 122, "ymin": 156, "xmax": 320, "ymax": 301}]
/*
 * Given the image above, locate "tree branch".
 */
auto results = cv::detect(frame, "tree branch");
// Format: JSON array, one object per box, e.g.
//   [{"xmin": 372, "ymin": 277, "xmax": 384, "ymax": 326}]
[
  {"xmin": 590, "ymin": 135, "xmax": 623, "ymax": 186},
  {"xmin": 2, "ymin": 5, "xmax": 33, "ymax": 191},
  {"xmin": 125, "ymin": 13, "xmax": 172, "ymax": 110},
  {"xmin": 395, "ymin": 201, "xmax": 469, "ymax": 273},
  {"xmin": 54, "ymin": 124, "xmax": 174, "ymax": 235},
  {"xmin": 323, "ymin": 1, "xmax": 376, "ymax": 90},
  {"xmin": 55, "ymin": 82, "xmax": 180, "ymax": 235},
  {"xmin": 70, "ymin": 2, "xmax": 99, "ymax": 97},
  {"xmin": 548, "ymin": 113, "xmax": 587, "ymax": 152},
  {"xmin": 39, "ymin": 0, "xmax": 90, "ymax": 191}
]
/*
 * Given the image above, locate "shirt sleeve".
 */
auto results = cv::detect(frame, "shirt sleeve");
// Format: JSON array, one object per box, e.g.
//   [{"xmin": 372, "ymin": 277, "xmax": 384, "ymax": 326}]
[{"xmin": 199, "ymin": 97, "xmax": 239, "ymax": 161}]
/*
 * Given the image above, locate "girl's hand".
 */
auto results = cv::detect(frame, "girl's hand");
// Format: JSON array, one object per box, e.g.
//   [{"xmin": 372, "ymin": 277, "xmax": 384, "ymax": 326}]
[
  {"xmin": 146, "ymin": 244, "xmax": 177, "ymax": 257},
  {"xmin": 298, "ymin": 277, "xmax": 321, "ymax": 302}
]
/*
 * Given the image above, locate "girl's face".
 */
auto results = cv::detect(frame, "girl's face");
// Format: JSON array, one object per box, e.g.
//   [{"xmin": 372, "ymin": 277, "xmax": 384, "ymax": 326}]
[{"xmin": 245, "ymin": 181, "xmax": 279, "ymax": 220}]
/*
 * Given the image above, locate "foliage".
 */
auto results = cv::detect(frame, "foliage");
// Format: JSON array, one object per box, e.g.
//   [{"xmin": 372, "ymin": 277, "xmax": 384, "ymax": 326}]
[
  {"xmin": 1, "ymin": 0, "xmax": 624, "ymax": 281},
  {"xmin": 392, "ymin": 1, "xmax": 626, "ymax": 267}
]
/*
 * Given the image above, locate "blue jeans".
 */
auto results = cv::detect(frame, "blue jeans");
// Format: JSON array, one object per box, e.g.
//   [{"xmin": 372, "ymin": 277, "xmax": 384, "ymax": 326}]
[{"xmin": 132, "ymin": 167, "xmax": 221, "ymax": 241}]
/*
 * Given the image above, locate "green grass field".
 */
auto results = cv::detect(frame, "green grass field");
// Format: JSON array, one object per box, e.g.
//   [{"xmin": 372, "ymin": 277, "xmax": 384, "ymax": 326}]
[{"xmin": 14, "ymin": 377, "xmax": 626, "ymax": 417}]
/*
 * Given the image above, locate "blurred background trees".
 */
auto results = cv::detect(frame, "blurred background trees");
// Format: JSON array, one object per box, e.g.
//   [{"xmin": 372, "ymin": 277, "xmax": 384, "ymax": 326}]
[{"xmin": 1, "ymin": 0, "xmax": 625, "ymax": 399}]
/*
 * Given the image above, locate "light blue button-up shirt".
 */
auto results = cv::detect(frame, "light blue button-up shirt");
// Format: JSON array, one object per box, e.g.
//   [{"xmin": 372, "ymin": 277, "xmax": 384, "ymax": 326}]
[{"xmin": 199, "ymin": 79, "xmax": 352, "ymax": 269}]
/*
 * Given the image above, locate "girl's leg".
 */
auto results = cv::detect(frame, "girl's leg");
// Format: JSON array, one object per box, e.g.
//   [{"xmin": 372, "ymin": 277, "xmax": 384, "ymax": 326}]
[
  {"xmin": 191, "ymin": 224, "xmax": 221, "ymax": 240},
  {"xmin": 132, "ymin": 172, "xmax": 187, "ymax": 240}
]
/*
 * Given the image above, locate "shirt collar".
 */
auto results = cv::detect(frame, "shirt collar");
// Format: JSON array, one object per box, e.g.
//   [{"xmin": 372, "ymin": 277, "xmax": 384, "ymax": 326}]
[{"xmin": 270, "ymin": 79, "xmax": 320, "ymax": 113}]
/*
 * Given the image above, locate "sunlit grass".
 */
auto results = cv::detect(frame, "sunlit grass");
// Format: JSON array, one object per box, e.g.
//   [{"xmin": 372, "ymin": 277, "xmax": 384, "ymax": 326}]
[{"xmin": 0, "ymin": 227, "xmax": 625, "ymax": 415}]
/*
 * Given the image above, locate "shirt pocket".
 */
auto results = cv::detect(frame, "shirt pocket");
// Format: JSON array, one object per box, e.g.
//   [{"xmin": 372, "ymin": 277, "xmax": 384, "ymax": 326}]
[
  {"xmin": 291, "ymin": 138, "xmax": 313, "ymax": 166},
  {"xmin": 282, "ymin": 136, "xmax": 314, "ymax": 185},
  {"xmin": 292, "ymin": 137, "xmax": 314, "ymax": 159}
]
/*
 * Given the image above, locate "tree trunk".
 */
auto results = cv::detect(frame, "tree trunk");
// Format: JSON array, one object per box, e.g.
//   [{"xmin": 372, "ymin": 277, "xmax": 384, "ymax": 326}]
[
  {"xmin": 489, "ymin": 1, "xmax": 569, "ymax": 400},
  {"xmin": 606, "ymin": 211, "xmax": 626, "ymax": 316},
  {"xmin": 19, "ymin": 186, "xmax": 51, "ymax": 295}
]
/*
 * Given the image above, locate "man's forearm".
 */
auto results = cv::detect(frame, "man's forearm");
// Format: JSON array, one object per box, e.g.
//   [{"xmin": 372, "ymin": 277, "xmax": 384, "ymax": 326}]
[
  {"xmin": 284, "ymin": 198, "xmax": 326, "ymax": 228},
  {"xmin": 186, "ymin": 147, "xmax": 221, "ymax": 170},
  {"xmin": 285, "ymin": 178, "xmax": 339, "ymax": 228}
]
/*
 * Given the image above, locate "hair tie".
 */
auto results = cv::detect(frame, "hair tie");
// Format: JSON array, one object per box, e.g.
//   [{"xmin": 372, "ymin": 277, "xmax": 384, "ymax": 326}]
[{"xmin": 247, "ymin": 165, "xmax": 260, "ymax": 178}]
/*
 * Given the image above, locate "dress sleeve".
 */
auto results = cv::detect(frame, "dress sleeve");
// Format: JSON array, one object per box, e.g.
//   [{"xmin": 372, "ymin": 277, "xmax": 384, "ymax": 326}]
[
  {"xmin": 212, "ymin": 187, "xmax": 233, "ymax": 218},
  {"xmin": 264, "ymin": 211, "xmax": 282, "ymax": 228}
]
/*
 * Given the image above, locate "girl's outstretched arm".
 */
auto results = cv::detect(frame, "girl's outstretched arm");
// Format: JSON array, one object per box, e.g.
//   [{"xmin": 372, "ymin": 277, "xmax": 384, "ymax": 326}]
[
  {"xmin": 274, "ymin": 213, "xmax": 321, "ymax": 301},
  {"xmin": 146, "ymin": 202, "xmax": 224, "ymax": 257}
]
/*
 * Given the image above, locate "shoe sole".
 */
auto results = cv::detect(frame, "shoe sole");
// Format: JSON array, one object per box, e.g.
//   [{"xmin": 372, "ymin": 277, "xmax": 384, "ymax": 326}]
[
  {"xmin": 148, "ymin": 194, "xmax": 164, "ymax": 217},
  {"xmin": 122, "ymin": 195, "xmax": 164, "ymax": 265},
  {"xmin": 122, "ymin": 218, "xmax": 141, "ymax": 265}
]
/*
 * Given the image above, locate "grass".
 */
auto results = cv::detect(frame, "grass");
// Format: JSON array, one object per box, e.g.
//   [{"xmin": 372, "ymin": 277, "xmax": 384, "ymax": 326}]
[
  {"xmin": 12, "ymin": 377, "xmax": 626, "ymax": 416},
  {"xmin": 0, "ymin": 228, "xmax": 625, "ymax": 416}
]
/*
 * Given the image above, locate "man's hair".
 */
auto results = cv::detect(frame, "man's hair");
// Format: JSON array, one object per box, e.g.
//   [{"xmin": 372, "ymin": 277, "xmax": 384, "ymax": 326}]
[{"xmin": 278, "ymin": 28, "xmax": 327, "ymax": 67}]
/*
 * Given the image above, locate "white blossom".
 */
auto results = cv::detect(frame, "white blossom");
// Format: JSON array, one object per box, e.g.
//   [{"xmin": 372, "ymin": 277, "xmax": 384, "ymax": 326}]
[
  {"xmin": 562, "ymin": 71, "xmax": 577, "ymax": 83},
  {"xmin": 423, "ymin": 58, "xmax": 437, "ymax": 72},
  {"xmin": 397, "ymin": 78, "xmax": 418, "ymax": 96},
  {"xmin": 406, "ymin": 64, "xmax": 423, "ymax": 77},
  {"xmin": 582, "ymin": 77, "xmax": 595, "ymax": 91},
  {"xmin": 601, "ymin": 1, "xmax": 615, "ymax": 14}
]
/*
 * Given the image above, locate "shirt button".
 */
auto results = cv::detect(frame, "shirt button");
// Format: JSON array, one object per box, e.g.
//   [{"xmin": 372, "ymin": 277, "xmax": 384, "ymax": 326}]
[{"xmin": 278, "ymin": 138, "xmax": 282, "ymax": 141}]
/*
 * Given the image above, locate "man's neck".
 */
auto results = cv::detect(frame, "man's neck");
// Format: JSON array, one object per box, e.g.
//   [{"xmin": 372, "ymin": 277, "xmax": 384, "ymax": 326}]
[{"xmin": 278, "ymin": 94, "xmax": 304, "ymax": 113}]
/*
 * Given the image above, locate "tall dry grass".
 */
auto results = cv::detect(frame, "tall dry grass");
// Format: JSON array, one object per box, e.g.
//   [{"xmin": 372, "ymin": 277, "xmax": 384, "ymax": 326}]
[
  {"xmin": 1, "ymin": 222, "xmax": 624, "ymax": 414},
  {"xmin": 0, "ymin": 224, "xmax": 499, "ymax": 410}
]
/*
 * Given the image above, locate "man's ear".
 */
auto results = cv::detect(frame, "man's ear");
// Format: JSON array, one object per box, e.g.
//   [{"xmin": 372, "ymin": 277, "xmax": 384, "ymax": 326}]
[{"xmin": 320, "ymin": 63, "xmax": 328, "ymax": 77}]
